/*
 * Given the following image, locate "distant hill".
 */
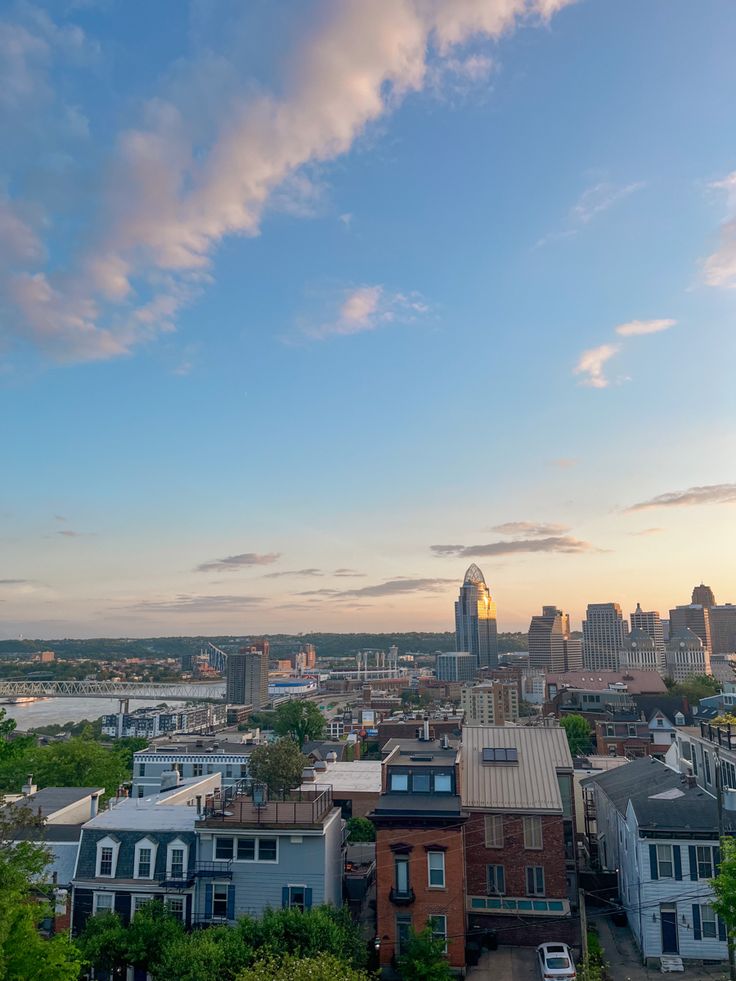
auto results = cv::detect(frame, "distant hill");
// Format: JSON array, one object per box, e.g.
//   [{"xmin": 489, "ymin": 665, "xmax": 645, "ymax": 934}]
[{"xmin": 0, "ymin": 632, "xmax": 528, "ymax": 660}]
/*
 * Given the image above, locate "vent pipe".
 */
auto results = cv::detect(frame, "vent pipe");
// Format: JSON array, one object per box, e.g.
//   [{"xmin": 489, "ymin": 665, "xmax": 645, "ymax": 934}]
[{"xmin": 423, "ymin": 718, "xmax": 430, "ymax": 742}]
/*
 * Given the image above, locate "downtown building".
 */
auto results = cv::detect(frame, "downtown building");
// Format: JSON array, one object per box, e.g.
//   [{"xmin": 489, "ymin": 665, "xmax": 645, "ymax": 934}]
[
  {"xmin": 665, "ymin": 628, "xmax": 710, "ymax": 682},
  {"xmin": 669, "ymin": 603, "xmax": 712, "ymax": 658},
  {"xmin": 528, "ymin": 606, "xmax": 582, "ymax": 673},
  {"xmin": 435, "ymin": 652, "xmax": 477, "ymax": 683},
  {"xmin": 630, "ymin": 603, "xmax": 665, "ymax": 665},
  {"xmin": 454, "ymin": 564, "xmax": 498, "ymax": 669},
  {"xmin": 226, "ymin": 647, "xmax": 269, "ymax": 709},
  {"xmin": 582, "ymin": 603, "xmax": 628, "ymax": 671}
]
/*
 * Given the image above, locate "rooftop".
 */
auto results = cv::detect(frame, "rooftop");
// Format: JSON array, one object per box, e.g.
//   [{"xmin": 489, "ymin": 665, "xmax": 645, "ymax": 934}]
[
  {"xmin": 197, "ymin": 785, "xmax": 337, "ymax": 828},
  {"xmin": 3, "ymin": 786, "xmax": 103, "ymax": 821},
  {"xmin": 137, "ymin": 734, "xmax": 256, "ymax": 756},
  {"xmin": 82, "ymin": 774, "xmax": 221, "ymax": 832},
  {"xmin": 545, "ymin": 670, "xmax": 667, "ymax": 694},
  {"xmin": 300, "ymin": 760, "xmax": 382, "ymax": 795},
  {"xmin": 462, "ymin": 725, "xmax": 573, "ymax": 812}
]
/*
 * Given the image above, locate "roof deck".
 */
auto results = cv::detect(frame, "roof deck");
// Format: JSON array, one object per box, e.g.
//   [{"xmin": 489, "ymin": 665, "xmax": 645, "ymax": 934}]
[
  {"xmin": 699, "ymin": 720, "xmax": 736, "ymax": 750},
  {"xmin": 197, "ymin": 785, "xmax": 335, "ymax": 828}
]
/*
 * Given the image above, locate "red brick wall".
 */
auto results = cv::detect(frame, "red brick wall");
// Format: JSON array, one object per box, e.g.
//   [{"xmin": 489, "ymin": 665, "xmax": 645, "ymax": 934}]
[{"xmin": 376, "ymin": 824, "xmax": 466, "ymax": 969}]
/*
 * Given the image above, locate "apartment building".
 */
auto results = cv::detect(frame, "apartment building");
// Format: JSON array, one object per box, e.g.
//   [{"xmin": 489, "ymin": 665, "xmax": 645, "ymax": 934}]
[{"xmin": 460, "ymin": 680, "xmax": 519, "ymax": 725}]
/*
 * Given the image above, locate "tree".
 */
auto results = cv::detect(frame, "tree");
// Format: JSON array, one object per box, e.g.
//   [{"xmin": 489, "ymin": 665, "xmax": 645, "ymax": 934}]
[
  {"xmin": 75, "ymin": 912, "xmax": 128, "ymax": 979},
  {"xmin": 560, "ymin": 714, "xmax": 592, "ymax": 757},
  {"xmin": 29, "ymin": 738, "xmax": 129, "ymax": 800},
  {"xmin": 248, "ymin": 739, "xmax": 307, "ymax": 799},
  {"xmin": 711, "ymin": 835, "xmax": 736, "ymax": 931},
  {"xmin": 396, "ymin": 928, "xmax": 453, "ymax": 981},
  {"xmin": 346, "ymin": 817, "xmax": 375, "ymax": 843},
  {"xmin": 150, "ymin": 925, "xmax": 254, "ymax": 981},
  {"xmin": 666, "ymin": 675, "xmax": 720, "ymax": 703},
  {"xmin": 125, "ymin": 900, "xmax": 184, "ymax": 972},
  {"xmin": 236, "ymin": 953, "xmax": 372, "ymax": 981},
  {"xmin": 273, "ymin": 701, "xmax": 325, "ymax": 748},
  {"xmin": 248, "ymin": 905, "xmax": 366, "ymax": 968}
]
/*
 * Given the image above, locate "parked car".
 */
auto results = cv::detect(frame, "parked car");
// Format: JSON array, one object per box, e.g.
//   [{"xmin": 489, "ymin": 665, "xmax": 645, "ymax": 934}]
[{"xmin": 536, "ymin": 942, "xmax": 577, "ymax": 980}]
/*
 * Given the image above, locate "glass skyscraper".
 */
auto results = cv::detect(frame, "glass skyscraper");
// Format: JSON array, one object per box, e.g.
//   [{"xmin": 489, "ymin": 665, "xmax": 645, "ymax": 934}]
[{"xmin": 454, "ymin": 564, "xmax": 498, "ymax": 669}]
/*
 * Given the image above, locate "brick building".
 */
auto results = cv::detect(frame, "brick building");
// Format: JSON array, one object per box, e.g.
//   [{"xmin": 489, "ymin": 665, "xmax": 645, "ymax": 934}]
[
  {"xmin": 594, "ymin": 718, "xmax": 653, "ymax": 758},
  {"xmin": 370, "ymin": 727, "xmax": 468, "ymax": 973},
  {"xmin": 461, "ymin": 726, "xmax": 580, "ymax": 949}
]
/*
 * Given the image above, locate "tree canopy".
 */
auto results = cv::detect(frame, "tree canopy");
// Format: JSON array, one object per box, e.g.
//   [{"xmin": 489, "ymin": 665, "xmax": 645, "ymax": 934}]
[
  {"xmin": 248, "ymin": 739, "xmax": 308, "ymax": 799},
  {"xmin": 272, "ymin": 701, "xmax": 325, "ymax": 748},
  {"xmin": 236, "ymin": 953, "xmax": 372, "ymax": 981},
  {"xmin": 396, "ymin": 927, "xmax": 453, "ymax": 981},
  {"xmin": 560, "ymin": 714, "xmax": 592, "ymax": 757},
  {"xmin": 346, "ymin": 817, "xmax": 375, "ymax": 843},
  {"xmin": 665, "ymin": 674, "xmax": 720, "ymax": 703},
  {"xmin": 711, "ymin": 836, "xmax": 736, "ymax": 931}
]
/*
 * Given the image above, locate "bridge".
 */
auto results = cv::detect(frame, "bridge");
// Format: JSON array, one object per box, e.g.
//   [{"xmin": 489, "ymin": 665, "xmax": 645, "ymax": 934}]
[{"xmin": 0, "ymin": 681, "xmax": 226, "ymax": 702}]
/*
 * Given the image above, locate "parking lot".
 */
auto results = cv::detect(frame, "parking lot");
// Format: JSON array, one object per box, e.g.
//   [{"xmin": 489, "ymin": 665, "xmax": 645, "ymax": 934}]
[{"xmin": 466, "ymin": 947, "xmax": 539, "ymax": 980}]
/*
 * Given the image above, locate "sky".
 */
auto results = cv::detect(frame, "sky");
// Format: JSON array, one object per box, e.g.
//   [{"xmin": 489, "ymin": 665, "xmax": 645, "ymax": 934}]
[{"xmin": 1, "ymin": 0, "xmax": 735, "ymax": 639}]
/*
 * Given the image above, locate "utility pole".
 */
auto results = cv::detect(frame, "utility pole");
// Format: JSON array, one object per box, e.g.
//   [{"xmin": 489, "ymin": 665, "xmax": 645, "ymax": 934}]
[
  {"xmin": 579, "ymin": 887, "xmax": 589, "ymax": 963},
  {"xmin": 714, "ymin": 745, "xmax": 736, "ymax": 981}
]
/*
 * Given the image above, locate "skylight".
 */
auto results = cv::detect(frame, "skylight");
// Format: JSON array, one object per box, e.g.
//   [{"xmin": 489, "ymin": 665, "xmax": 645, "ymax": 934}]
[{"xmin": 482, "ymin": 747, "xmax": 518, "ymax": 763}]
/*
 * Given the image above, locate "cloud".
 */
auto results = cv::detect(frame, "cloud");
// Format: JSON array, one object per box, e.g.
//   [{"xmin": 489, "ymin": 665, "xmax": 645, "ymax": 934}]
[
  {"xmin": 334, "ymin": 577, "xmax": 457, "ymax": 599},
  {"xmin": 120, "ymin": 594, "xmax": 265, "ymax": 614},
  {"xmin": 629, "ymin": 527, "xmax": 663, "ymax": 536},
  {"xmin": 536, "ymin": 179, "xmax": 644, "ymax": 248},
  {"xmin": 2, "ymin": 0, "xmax": 575, "ymax": 361},
  {"xmin": 195, "ymin": 552, "xmax": 281, "ymax": 572},
  {"xmin": 333, "ymin": 568, "xmax": 365, "ymax": 577},
  {"xmin": 615, "ymin": 318, "xmax": 676, "ymax": 337},
  {"xmin": 262, "ymin": 568, "xmax": 323, "ymax": 579},
  {"xmin": 0, "ymin": 579, "xmax": 33, "ymax": 586},
  {"xmin": 548, "ymin": 457, "xmax": 578, "ymax": 468},
  {"xmin": 339, "ymin": 213, "xmax": 352, "ymax": 228},
  {"xmin": 301, "ymin": 285, "xmax": 429, "ymax": 341},
  {"xmin": 625, "ymin": 484, "xmax": 736, "ymax": 513},
  {"xmin": 703, "ymin": 172, "xmax": 736, "ymax": 287},
  {"xmin": 574, "ymin": 343, "xmax": 620, "ymax": 388},
  {"xmin": 57, "ymin": 529, "xmax": 94, "ymax": 537},
  {"xmin": 54, "ymin": 514, "xmax": 67, "ymax": 522},
  {"xmin": 491, "ymin": 521, "xmax": 571, "ymax": 536},
  {"xmin": 431, "ymin": 536, "xmax": 600, "ymax": 557}
]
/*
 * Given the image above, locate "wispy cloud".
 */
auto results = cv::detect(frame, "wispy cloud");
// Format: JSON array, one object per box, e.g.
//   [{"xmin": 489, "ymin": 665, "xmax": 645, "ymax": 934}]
[
  {"xmin": 57, "ymin": 529, "xmax": 94, "ymax": 538},
  {"xmin": 536, "ymin": 179, "xmax": 645, "ymax": 248},
  {"xmin": 615, "ymin": 318, "xmax": 676, "ymax": 337},
  {"xmin": 263, "ymin": 568, "xmax": 322, "ymax": 579},
  {"xmin": 491, "ymin": 521, "xmax": 571, "ymax": 537},
  {"xmin": 301, "ymin": 285, "xmax": 428, "ymax": 341},
  {"xmin": 195, "ymin": 552, "xmax": 280, "ymax": 573},
  {"xmin": 702, "ymin": 172, "xmax": 736, "ymax": 287},
  {"xmin": 334, "ymin": 578, "xmax": 456, "ymax": 599},
  {"xmin": 625, "ymin": 484, "xmax": 736, "ymax": 513},
  {"xmin": 431, "ymin": 537, "xmax": 600, "ymax": 558},
  {"xmin": 333, "ymin": 568, "xmax": 365, "ymax": 578},
  {"xmin": 0, "ymin": 579, "xmax": 34, "ymax": 586},
  {"xmin": 1, "ymin": 1, "xmax": 575, "ymax": 362},
  {"xmin": 119, "ymin": 594, "xmax": 265, "ymax": 614},
  {"xmin": 629, "ymin": 527, "xmax": 664, "ymax": 536},
  {"xmin": 574, "ymin": 343, "xmax": 620, "ymax": 388}
]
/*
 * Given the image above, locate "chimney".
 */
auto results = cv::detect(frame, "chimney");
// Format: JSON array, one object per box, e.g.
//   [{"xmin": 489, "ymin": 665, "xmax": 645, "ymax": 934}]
[
  {"xmin": 302, "ymin": 767, "xmax": 317, "ymax": 782},
  {"xmin": 441, "ymin": 735, "xmax": 449, "ymax": 749},
  {"xmin": 686, "ymin": 775, "xmax": 697, "ymax": 789},
  {"xmin": 22, "ymin": 774, "xmax": 37, "ymax": 796},
  {"xmin": 195, "ymin": 794, "xmax": 203, "ymax": 817},
  {"xmin": 160, "ymin": 770, "xmax": 181, "ymax": 791},
  {"xmin": 422, "ymin": 718, "xmax": 430, "ymax": 742}
]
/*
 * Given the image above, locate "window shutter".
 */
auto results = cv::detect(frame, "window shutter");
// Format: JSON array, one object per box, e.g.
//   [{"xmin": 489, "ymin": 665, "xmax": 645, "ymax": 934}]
[
  {"xmin": 692, "ymin": 904, "xmax": 701, "ymax": 941},
  {"xmin": 304, "ymin": 887, "xmax": 313, "ymax": 910},
  {"xmin": 649, "ymin": 844, "xmax": 658, "ymax": 880},
  {"xmin": 719, "ymin": 916, "xmax": 727, "ymax": 942},
  {"xmin": 674, "ymin": 846, "xmax": 682, "ymax": 881},
  {"xmin": 715, "ymin": 845, "xmax": 722, "ymax": 872},
  {"xmin": 282, "ymin": 886, "xmax": 289, "ymax": 909},
  {"xmin": 227, "ymin": 884, "xmax": 235, "ymax": 921},
  {"xmin": 689, "ymin": 846, "xmax": 698, "ymax": 881},
  {"xmin": 498, "ymin": 866, "xmax": 505, "ymax": 895},
  {"xmin": 204, "ymin": 884, "xmax": 213, "ymax": 919}
]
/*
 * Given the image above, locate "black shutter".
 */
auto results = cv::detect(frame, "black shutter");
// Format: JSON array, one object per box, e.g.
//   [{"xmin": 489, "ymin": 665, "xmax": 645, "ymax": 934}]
[
  {"xmin": 674, "ymin": 846, "xmax": 682, "ymax": 881},
  {"xmin": 649, "ymin": 844, "xmax": 658, "ymax": 880},
  {"xmin": 693, "ymin": 904, "xmax": 701, "ymax": 941},
  {"xmin": 689, "ymin": 845, "xmax": 698, "ymax": 880}
]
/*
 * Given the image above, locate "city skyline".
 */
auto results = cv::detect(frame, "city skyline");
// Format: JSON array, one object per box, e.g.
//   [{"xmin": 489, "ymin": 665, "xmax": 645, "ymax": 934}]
[{"xmin": 1, "ymin": 1, "xmax": 735, "ymax": 637}]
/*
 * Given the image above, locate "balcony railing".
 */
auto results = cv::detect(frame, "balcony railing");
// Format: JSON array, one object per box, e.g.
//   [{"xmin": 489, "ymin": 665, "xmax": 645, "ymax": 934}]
[
  {"xmin": 194, "ymin": 860, "xmax": 233, "ymax": 878},
  {"xmin": 700, "ymin": 721, "xmax": 736, "ymax": 750},
  {"xmin": 389, "ymin": 887, "xmax": 415, "ymax": 906},
  {"xmin": 198, "ymin": 786, "xmax": 334, "ymax": 827}
]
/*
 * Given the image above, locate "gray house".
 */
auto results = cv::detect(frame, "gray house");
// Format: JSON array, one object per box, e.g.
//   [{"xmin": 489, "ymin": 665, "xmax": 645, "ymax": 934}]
[
  {"xmin": 132, "ymin": 734, "xmax": 260, "ymax": 797},
  {"xmin": 193, "ymin": 782, "xmax": 344, "ymax": 923}
]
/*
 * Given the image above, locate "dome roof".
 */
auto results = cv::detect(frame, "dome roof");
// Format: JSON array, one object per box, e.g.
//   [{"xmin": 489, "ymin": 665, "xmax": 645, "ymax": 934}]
[{"xmin": 463, "ymin": 563, "xmax": 486, "ymax": 585}]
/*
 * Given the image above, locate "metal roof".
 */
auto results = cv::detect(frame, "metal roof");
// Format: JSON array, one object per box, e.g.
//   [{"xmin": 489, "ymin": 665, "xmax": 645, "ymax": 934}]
[
  {"xmin": 4, "ymin": 787, "xmax": 103, "ymax": 820},
  {"xmin": 461, "ymin": 725, "xmax": 572, "ymax": 812}
]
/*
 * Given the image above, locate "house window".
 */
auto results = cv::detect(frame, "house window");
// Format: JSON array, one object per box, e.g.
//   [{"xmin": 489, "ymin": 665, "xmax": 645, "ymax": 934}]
[
  {"xmin": 525, "ymin": 866, "xmax": 545, "ymax": 896},
  {"xmin": 412, "ymin": 771, "xmax": 431, "ymax": 793},
  {"xmin": 656, "ymin": 844, "xmax": 674, "ymax": 878},
  {"xmin": 656, "ymin": 718, "xmax": 664, "ymax": 727},
  {"xmin": 258, "ymin": 838, "xmax": 278, "ymax": 862},
  {"xmin": 237, "ymin": 838, "xmax": 256, "ymax": 861},
  {"xmin": 427, "ymin": 851, "xmax": 445, "ymax": 888},
  {"xmin": 136, "ymin": 848, "xmax": 152, "ymax": 879},
  {"xmin": 212, "ymin": 884, "xmax": 229, "ymax": 919},
  {"xmin": 390, "ymin": 772, "xmax": 408, "ymax": 792},
  {"xmin": 697, "ymin": 846, "xmax": 716, "ymax": 879},
  {"xmin": 487, "ymin": 864, "xmax": 505, "ymax": 895},
  {"xmin": 701, "ymin": 904, "xmax": 718, "ymax": 939},
  {"xmin": 287, "ymin": 885, "xmax": 307, "ymax": 911},
  {"xmin": 165, "ymin": 896, "xmax": 185, "ymax": 922},
  {"xmin": 523, "ymin": 816, "xmax": 543, "ymax": 850},
  {"xmin": 628, "ymin": 725, "xmax": 637, "ymax": 737},
  {"xmin": 434, "ymin": 772, "xmax": 452, "ymax": 793},
  {"xmin": 169, "ymin": 847, "xmax": 185, "ymax": 879},
  {"xmin": 215, "ymin": 837, "xmax": 233, "ymax": 860},
  {"xmin": 396, "ymin": 914, "xmax": 413, "ymax": 956},
  {"xmin": 704, "ymin": 752, "xmax": 712, "ymax": 784},
  {"xmin": 99, "ymin": 847, "xmax": 114, "ymax": 877},
  {"xmin": 96, "ymin": 837, "xmax": 120, "ymax": 878},
  {"xmin": 429, "ymin": 914, "xmax": 447, "ymax": 953},
  {"xmin": 138, "ymin": 763, "xmax": 146, "ymax": 777},
  {"xmin": 606, "ymin": 725, "xmax": 614, "ymax": 737},
  {"xmin": 226, "ymin": 765, "xmax": 233, "ymax": 778},
  {"xmin": 93, "ymin": 893, "xmax": 114, "ymax": 916},
  {"xmin": 131, "ymin": 895, "xmax": 153, "ymax": 918},
  {"xmin": 484, "ymin": 814, "xmax": 503, "ymax": 848},
  {"xmin": 193, "ymin": 763, "xmax": 203, "ymax": 777},
  {"xmin": 395, "ymin": 857, "xmax": 410, "ymax": 896},
  {"xmin": 137, "ymin": 786, "xmax": 144, "ymax": 798}
]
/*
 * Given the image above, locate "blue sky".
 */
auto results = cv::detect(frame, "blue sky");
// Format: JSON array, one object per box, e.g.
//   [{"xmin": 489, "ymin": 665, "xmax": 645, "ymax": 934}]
[{"xmin": 1, "ymin": 0, "xmax": 735, "ymax": 638}]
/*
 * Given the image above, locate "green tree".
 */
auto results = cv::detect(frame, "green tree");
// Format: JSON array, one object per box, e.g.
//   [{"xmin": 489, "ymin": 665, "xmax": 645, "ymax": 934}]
[
  {"xmin": 248, "ymin": 905, "xmax": 366, "ymax": 968},
  {"xmin": 711, "ymin": 835, "xmax": 736, "ymax": 933},
  {"xmin": 273, "ymin": 701, "xmax": 325, "ymax": 748},
  {"xmin": 151, "ymin": 924, "xmax": 254, "ymax": 981},
  {"xmin": 346, "ymin": 816, "xmax": 376, "ymax": 843},
  {"xmin": 560, "ymin": 714, "xmax": 592, "ymax": 757},
  {"xmin": 396, "ymin": 927, "xmax": 452, "ymax": 981},
  {"xmin": 125, "ymin": 900, "xmax": 184, "ymax": 972},
  {"xmin": 29, "ymin": 738, "xmax": 129, "ymax": 800},
  {"xmin": 236, "ymin": 953, "xmax": 372, "ymax": 981},
  {"xmin": 248, "ymin": 739, "xmax": 307, "ymax": 799},
  {"xmin": 665, "ymin": 674, "xmax": 720, "ymax": 703},
  {"xmin": 75, "ymin": 912, "xmax": 128, "ymax": 979}
]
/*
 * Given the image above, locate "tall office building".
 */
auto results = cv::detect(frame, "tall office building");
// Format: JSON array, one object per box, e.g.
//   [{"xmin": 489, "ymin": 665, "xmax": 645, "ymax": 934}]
[
  {"xmin": 665, "ymin": 628, "xmax": 710, "ymax": 683},
  {"xmin": 436, "ymin": 652, "xmax": 477, "ymax": 683},
  {"xmin": 669, "ymin": 604, "xmax": 712, "ymax": 656},
  {"xmin": 630, "ymin": 603, "xmax": 665, "ymax": 663},
  {"xmin": 619, "ymin": 627, "xmax": 661, "ymax": 674},
  {"xmin": 582, "ymin": 602, "xmax": 627, "ymax": 671},
  {"xmin": 454, "ymin": 564, "xmax": 498, "ymax": 669},
  {"xmin": 692, "ymin": 583, "xmax": 716, "ymax": 608},
  {"xmin": 710, "ymin": 604, "xmax": 736, "ymax": 656},
  {"xmin": 226, "ymin": 649, "xmax": 269, "ymax": 709}
]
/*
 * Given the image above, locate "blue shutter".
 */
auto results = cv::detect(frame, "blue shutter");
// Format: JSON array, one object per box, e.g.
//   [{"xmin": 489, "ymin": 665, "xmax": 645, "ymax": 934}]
[
  {"xmin": 282, "ymin": 886, "xmax": 290, "ymax": 908},
  {"xmin": 693, "ymin": 905, "xmax": 701, "ymax": 941},
  {"xmin": 649, "ymin": 844, "xmax": 658, "ymax": 880},
  {"xmin": 226, "ymin": 884, "xmax": 235, "ymax": 921},
  {"xmin": 304, "ymin": 887, "xmax": 313, "ymax": 910},
  {"xmin": 498, "ymin": 866, "xmax": 505, "ymax": 895},
  {"xmin": 719, "ymin": 916, "xmax": 727, "ymax": 942},
  {"xmin": 674, "ymin": 846, "xmax": 682, "ymax": 881},
  {"xmin": 689, "ymin": 846, "xmax": 698, "ymax": 880},
  {"xmin": 204, "ymin": 883, "xmax": 213, "ymax": 919}
]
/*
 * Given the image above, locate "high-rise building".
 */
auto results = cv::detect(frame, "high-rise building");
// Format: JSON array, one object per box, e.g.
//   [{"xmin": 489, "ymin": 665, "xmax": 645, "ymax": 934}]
[
  {"xmin": 582, "ymin": 602, "xmax": 627, "ymax": 671},
  {"xmin": 527, "ymin": 605, "xmax": 581, "ymax": 672},
  {"xmin": 692, "ymin": 583, "xmax": 716, "ymax": 608},
  {"xmin": 226, "ymin": 649, "xmax": 269, "ymax": 709},
  {"xmin": 630, "ymin": 603, "xmax": 665, "ymax": 665},
  {"xmin": 460, "ymin": 680, "xmax": 519, "ymax": 725},
  {"xmin": 565, "ymin": 631, "xmax": 583, "ymax": 671},
  {"xmin": 436, "ymin": 652, "xmax": 477, "ymax": 683},
  {"xmin": 669, "ymin": 604, "xmax": 712, "ymax": 656},
  {"xmin": 710, "ymin": 605, "xmax": 736, "ymax": 656},
  {"xmin": 665, "ymin": 628, "xmax": 710, "ymax": 683},
  {"xmin": 454, "ymin": 564, "xmax": 498, "ymax": 669},
  {"xmin": 619, "ymin": 627, "xmax": 661, "ymax": 674}
]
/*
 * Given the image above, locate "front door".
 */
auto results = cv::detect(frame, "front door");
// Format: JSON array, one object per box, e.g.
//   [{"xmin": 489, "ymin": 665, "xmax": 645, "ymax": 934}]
[{"xmin": 660, "ymin": 904, "xmax": 679, "ymax": 954}]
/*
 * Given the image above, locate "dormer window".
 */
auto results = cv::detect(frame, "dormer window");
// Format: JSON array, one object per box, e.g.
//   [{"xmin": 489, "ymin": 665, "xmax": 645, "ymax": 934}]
[
  {"xmin": 134, "ymin": 837, "xmax": 158, "ymax": 879},
  {"xmin": 95, "ymin": 836, "xmax": 120, "ymax": 878}
]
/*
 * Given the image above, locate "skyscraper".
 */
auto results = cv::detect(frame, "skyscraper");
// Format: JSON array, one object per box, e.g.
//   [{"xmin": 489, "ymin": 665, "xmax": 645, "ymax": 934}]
[
  {"xmin": 454, "ymin": 564, "xmax": 498, "ymax": 669},
  {"xmin": 630, "ymin": 603, "xmax": 665, "ymax": 666},
  {"xmin": 665, "ymin": 628, "xmax": 710, "ymax": 682},
  {"xmin": 692, "ymin": 583, "xmax": 716, "ymax": 608},
  {"xmin": 710, "ymin": 604, "xmax": 736, "ymax": 656},
  {"xmin": 582, "ymin": 602, "xmax": 627, "ymax": 671},
  {"xmin": 226, "ymin": 649, "xmax": 269, "ymax": 709},
  {"xmin": 620, "ymin": 627, "xmax": 661, "ymax": 674},
  {"xmin": 669, "ymin": 604, "xmax": 712, "ymax": 656},
  {"xmin": 528, "ymin": 606, "xmax": 566, "ymax": 672}
]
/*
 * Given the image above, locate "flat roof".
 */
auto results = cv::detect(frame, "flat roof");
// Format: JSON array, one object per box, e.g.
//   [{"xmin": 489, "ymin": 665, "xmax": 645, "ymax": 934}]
[
  {"xmin": 4, "ymin": 787, "xmax": 103, "ymax": 819},
  {"xmin": 301, "ymin": 761, "xmax": 382, "ymax": 794}
]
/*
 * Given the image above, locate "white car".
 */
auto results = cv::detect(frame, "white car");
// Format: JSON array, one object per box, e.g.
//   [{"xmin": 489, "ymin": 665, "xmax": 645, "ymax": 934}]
[{"xmin": 536, "ymin": 942, "xmax": 577, "ymax": 980}]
